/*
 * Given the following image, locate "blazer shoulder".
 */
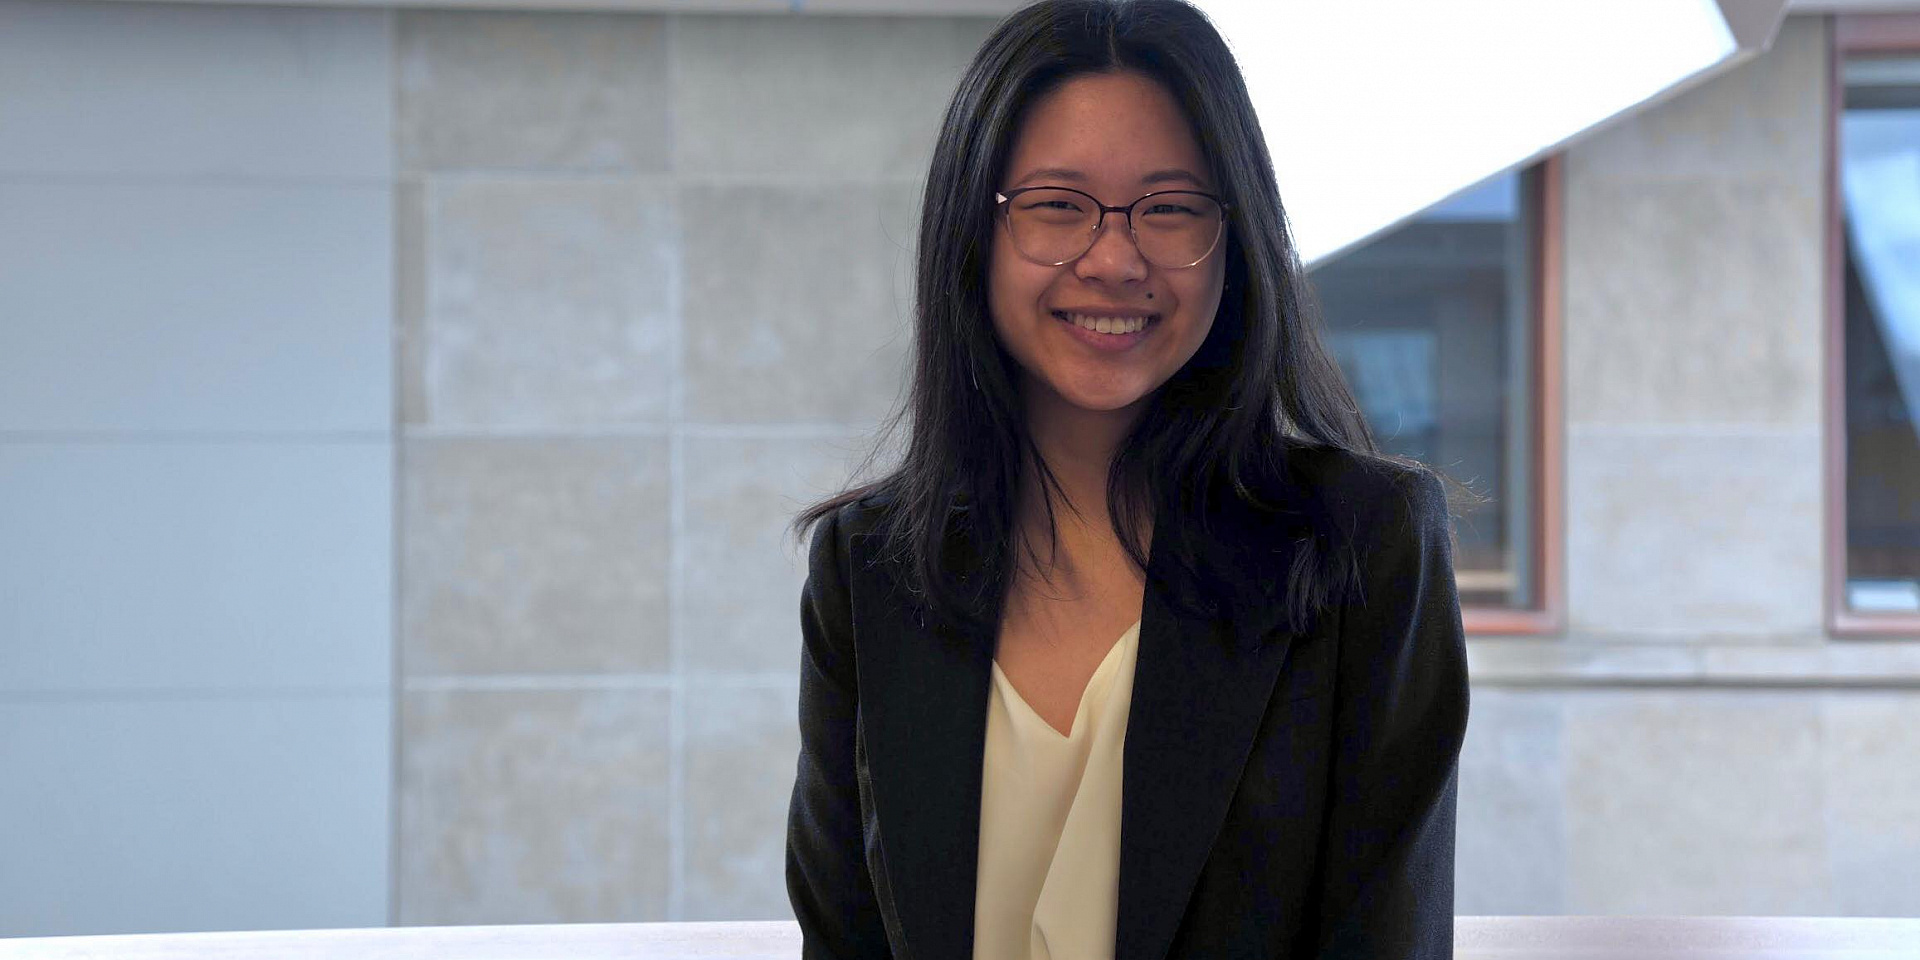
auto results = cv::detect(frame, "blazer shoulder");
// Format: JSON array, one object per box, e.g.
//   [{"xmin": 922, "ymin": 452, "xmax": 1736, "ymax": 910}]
[
  {"xmin": 835, "ymin": 489, "xmax": 897, "ymax": 543},
  {"xmin": 808, "ymin": 488, "xmax": 897, "ymax": 548},
  {"xmin": 805, "ymin": 491, "xmax": 913, "ymax": 600}
]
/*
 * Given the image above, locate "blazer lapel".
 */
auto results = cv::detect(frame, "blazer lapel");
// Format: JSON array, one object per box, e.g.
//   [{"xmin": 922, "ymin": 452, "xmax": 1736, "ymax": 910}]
[
  {"xmin": 849, "ymin": 527, "xmax": 996, "ymax": 960},
  {"xmin": 1116, "ymin": 497, "xmax": 1307, "ymax": 960}
]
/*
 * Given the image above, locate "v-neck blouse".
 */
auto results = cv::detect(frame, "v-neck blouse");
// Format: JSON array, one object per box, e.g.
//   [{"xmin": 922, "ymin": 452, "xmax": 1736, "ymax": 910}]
[{"xmin": 972, "ymin": 619, "xmax": 1142, "ymax": 960}]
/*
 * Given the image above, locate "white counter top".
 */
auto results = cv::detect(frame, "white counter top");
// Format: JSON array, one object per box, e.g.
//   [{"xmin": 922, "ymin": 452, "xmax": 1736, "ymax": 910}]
[{"xmin": 2, "ymin": 917, "xmax": 1917, "ymax": 959}]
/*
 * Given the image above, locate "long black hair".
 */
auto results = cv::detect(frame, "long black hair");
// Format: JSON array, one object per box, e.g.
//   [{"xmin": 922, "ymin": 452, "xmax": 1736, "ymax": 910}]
[{"xmin": 792, "ymin": 0, "xmax": 1471, "ymax": 639}]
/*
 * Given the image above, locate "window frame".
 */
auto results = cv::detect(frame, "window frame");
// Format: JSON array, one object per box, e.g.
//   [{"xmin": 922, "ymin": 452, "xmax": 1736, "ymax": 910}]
[
  {"xmin": 1432, "ymin": 155, "xmax": 1565, "ymax": 638},
  {"xmin": 1827, "ymin": 13, "xmax": 1920, "ymax": 637}
]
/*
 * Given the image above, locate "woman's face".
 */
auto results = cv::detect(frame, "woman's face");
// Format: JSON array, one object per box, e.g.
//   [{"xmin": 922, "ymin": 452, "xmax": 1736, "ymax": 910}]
[{"xmin": 988, "ymin": 70, "xmax": 1228, "ymax": 419}]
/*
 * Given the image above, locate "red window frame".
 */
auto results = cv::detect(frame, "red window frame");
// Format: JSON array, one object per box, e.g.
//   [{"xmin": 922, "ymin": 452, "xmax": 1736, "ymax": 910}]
[
  {"xmin": 1827, "ymin": 13, "xmax": 1920, "ymax": 637},
  {"xmin": 1456, "ymin": 155, "xmax": 1566, "ymax": 637}
]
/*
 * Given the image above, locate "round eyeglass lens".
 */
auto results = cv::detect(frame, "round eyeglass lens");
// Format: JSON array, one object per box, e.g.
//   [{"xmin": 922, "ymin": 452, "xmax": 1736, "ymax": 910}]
[
  {"xmin": 1003, "ymin": 188, "xmax": 1223, "ymax": 267},
  {"xmin": 1133, "ymin": 191, "xmax": 1224, "ymax": 266}
]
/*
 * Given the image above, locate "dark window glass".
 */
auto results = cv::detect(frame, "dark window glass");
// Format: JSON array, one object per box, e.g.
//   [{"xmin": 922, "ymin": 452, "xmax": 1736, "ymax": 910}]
[
  {"xmin": 1840, "ymin": 56, "xmax": 1920, "ymax": 615},
  {"xmin": 1309, "ymin": 166, "xmax": 1543, "ymax": 610}
]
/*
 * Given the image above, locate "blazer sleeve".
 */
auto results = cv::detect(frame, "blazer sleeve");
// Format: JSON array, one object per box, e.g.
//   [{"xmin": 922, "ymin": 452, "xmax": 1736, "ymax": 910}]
[
  {"xmin": 786, "ymin": 507, "xmax": 894, "ymax": 958},
  {"xmin": 1312, "ymin": 465, "xmax": 1471, "ymax": 960}
]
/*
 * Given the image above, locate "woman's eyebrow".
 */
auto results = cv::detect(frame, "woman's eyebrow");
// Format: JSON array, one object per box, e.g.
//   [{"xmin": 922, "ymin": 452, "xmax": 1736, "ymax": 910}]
[
  {"xmin": 1141, "ymin": 168, "xmax": 1208, "ymax": 187},
  {"xmin": 1013, "ymin": 167, "xmax": 1209, "ymax": 188}
]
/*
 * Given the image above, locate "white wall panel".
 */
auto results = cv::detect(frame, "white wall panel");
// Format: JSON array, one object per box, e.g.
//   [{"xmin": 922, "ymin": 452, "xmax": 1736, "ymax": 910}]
[
  {"xmin": 0, "ymin": 441, "xmax": 393, "ymax": 693},
  {"xmin": 0, "ymin": 695, "xmax": 392, "ymax": 937},
  {"xmin": 0, "ymin": 183, "xmax": 392, "ymax": 434},
  {"xmin": 0, "ymin": 1, "xmax": 391, "ymax": 179},
  {"xmin": 0, "ymin": 0, "xmax": 396, "ymax": 936}
]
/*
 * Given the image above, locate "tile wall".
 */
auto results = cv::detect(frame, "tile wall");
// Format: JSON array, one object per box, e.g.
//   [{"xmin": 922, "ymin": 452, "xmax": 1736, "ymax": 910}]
[{"xmin": 390, "ymin": 9, "xmax": 992, "ymax": 922}]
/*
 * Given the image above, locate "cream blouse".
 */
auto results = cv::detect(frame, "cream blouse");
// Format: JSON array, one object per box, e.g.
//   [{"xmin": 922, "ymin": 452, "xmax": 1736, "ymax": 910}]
[{"xmin": 972, "ymin": 619, "xmax": 1141, "ymax": 960}]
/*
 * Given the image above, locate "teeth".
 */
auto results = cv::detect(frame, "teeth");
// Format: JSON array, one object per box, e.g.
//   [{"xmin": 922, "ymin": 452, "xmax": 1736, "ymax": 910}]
[{"xmin": 1062, "ymin": 312, "xmax": 1151, "ymax": 335}]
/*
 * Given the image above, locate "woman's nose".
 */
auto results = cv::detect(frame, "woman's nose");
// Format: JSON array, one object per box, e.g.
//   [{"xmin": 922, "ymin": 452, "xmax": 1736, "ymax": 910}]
[{"xmin": 1074, "ymin": 210, "xmax": 1149, "ymax": 284}]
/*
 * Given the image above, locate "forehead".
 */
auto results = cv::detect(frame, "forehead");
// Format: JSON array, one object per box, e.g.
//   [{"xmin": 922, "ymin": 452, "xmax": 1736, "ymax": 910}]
[{"xmin": 1003, "ymin": 70, "xmax": 1212, "ymax": 188}]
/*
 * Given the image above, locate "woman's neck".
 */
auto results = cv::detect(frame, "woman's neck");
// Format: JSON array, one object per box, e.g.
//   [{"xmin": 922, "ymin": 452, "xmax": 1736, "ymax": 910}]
[{"xmin": 1015, "ymin": 379, "xmax": 1150, "ymax": 554}]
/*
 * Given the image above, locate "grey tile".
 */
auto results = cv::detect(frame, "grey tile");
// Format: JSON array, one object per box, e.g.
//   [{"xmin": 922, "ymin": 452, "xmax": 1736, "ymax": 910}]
[
  {"xmin": 401, "ymin": 437, "xmax": 670, "ymax": 677},
  {"xmin": 397, "ymin": 10, "xmax": 670, "ymax": 173},
  {"xmin": 671, "ymin": 15, "xmax": 995, "ymax": 179},
  {"xmin": 682, "ymin": 684, "xmax": 802, "ymax": 920},
  {"xmin": 1822, "ymin": 692, "xmax": 1920, "ymax": 917},
  {"xmin": 1566, "ymin": 431, "xmax": 1823, "ymax": 638},
  {"xmin": 1454, "ymin": 688, "xmax": 1566, "ymax": 915},
  {"xmin": 1562, "ymin": 176, "xmax": 1824, "ymax": 428},
  {"xmin": 1563, "ymin": 689, "xmax": 1830, "ymax": 915},
  {"xmin": 398, "ymin": 179, "xmax": 428, "ymax": 427},
  {"xmin": 420, "ymin": 178, "xmax": 675, "ymax": 429},
  {"xmin": 680, "ymin": 435, "xmax": 873, "ymax": 676},
  {"xmin": 803, "ymin": 0, "xmax": 1016, "ymax": 13},
  {"xmin": 0, "ymin": 0, "xmax": 390, "ymax": 179},
  {"xmin": 682, "ymin": 182, "xmax": 915, "ymax": 424},
  {"xmin": 1570, "ymin": 16, "xmax": 1827, "ymax": 185},
  {"xmin": 0, "ymin": 441, "xmax": 392, "ymax": 694},
  {"xmin": 0, "ymin": 182, "xmax": 392, "ymax": 433},
  {"xmin": 0, "ymin": 693, "xmax": 391, "ymax": 937},
  {"xmin": 397, "ymin": 688, "xmax": 671, "ymax": 924}
]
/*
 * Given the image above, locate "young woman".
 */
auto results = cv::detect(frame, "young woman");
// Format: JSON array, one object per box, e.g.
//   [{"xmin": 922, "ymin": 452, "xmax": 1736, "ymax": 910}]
[{"xmin": 786, "ymin": 1, "xmax": 1471, "ymax": 957}]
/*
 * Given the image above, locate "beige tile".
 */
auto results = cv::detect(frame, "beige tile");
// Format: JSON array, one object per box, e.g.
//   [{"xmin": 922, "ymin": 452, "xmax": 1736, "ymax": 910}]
[
  {"xmin": 398, "ymin": 688, "xmax": 671, "ymax": 924},
  {"xmin": 1822, "ymin": 692, "xmax": 1920, "ymax": 917},
  {"xmin": 1468, "ymin": 638, "xmax": 1920, "ymax": 686},
  {"xmin": 1455, "ymin": 688, "xmax": 1567, "ymax": 915},
  {"xmin": 1563, "ymin": 689, "xmax": 1830, "ymax": 915},
  {"xmin": 1566, "ymin": 431, "xmax": 1823, "ymax": 638},
  {"xmin": 682, "ymin": 684, "xmax": 803, "ymax": 920},
  {"xmin": 680, "ymin": 435, "xmax": 872, "ymax": 676},
  {"xmin": 1467, "ymin": 638, "xmax": 1705, "ymax": 685},
  {"xmin": 422, "ymin": 178, "xmax": 675, "ymax": 428},
  {"xmin": 1562, "ymin": 175, "xmax": 1824, "ymax": 428},
  {"xmin": 671, "ymin": 15, "xmax": 995, "ymax": 179},
  {"xmin": 398, "ymin": 10, "xmax": 670, "ymax": 173},
  {"xmin": 681, "ymin": 182, "xmax": 915, "ymax": 424},
  {"xmin": 402, "ymin": 437, "xmax": 670, "ymax": 676},
  {"xmin": 1570, "ymin": 16, "xmax": 1828, "ymax": 185},
  {"xmin": 1702, "ymin": 643, "xmax": 1920, "ymax": 684}
]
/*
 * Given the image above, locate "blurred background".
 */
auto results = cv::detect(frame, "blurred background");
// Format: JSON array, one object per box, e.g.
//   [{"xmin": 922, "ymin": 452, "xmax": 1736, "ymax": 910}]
[{"xmin": 1, "ymin": 0, "xmax": 1917, "ymax": 938}]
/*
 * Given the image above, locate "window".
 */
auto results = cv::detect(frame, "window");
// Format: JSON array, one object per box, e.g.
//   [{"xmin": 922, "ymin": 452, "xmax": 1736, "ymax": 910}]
[
  {"xmin": 1833, "ymin": 15, "xmax": 1920, "ymax": 632},
  {"xmin": 1308, "ymin": 158, "xmax": 1563, "ymax": 633}
]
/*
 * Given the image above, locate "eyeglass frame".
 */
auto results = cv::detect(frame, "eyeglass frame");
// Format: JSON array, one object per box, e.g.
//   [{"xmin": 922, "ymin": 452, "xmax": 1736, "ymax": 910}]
[{"xmin": 993, "ymin": 185, "xmax": 1233, "ymax": 269}]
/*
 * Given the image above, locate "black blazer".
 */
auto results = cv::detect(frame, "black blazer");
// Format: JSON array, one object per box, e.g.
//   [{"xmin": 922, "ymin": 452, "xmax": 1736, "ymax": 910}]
[{"xmin": 786, "ymin": 444, "xmax": 1470, "ymax": 960}]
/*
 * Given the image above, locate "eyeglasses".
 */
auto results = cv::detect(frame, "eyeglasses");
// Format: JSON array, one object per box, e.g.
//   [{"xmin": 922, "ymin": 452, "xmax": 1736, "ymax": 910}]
[{"xmin": 994, "ymin": 186, "xmax": 1231, "ymax": 269}]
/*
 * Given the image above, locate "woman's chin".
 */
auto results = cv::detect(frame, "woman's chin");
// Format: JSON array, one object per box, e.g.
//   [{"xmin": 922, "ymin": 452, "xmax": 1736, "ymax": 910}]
[{"xmin": 1049, "ymin": 382, "xmax": 1153, "ymax": 415}]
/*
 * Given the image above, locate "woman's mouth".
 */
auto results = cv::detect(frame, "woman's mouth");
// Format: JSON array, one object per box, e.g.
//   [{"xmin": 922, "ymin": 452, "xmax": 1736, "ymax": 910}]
[{"xmin": 1051, "ymin": 310, "xmax": 1159, "ymax": 352}]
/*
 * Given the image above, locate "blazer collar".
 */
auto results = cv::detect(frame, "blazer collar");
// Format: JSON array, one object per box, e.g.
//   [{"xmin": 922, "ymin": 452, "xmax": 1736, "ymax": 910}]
[{"xmin": 847, "ymin": 492, "xmax": 1311, "ymax": 960}]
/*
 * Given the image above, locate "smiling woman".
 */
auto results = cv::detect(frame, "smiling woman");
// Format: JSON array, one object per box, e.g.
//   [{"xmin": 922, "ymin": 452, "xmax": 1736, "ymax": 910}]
[
  {"xmin": 989, "ymin": 70, "xmax": 1229, "ymax": 421},
  {"xmin": 785, "ymin": 2, "xmax": 1470, "ymax": 958}
]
